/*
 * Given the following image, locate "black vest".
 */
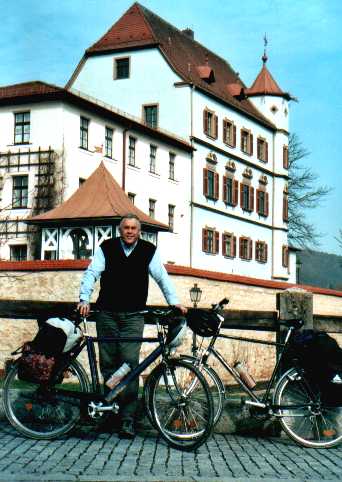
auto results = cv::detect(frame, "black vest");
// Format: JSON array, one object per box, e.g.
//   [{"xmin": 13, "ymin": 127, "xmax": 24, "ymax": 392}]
[{"xmin": 96, "ymin": 237, "xmax": 156, "ymax": 311}]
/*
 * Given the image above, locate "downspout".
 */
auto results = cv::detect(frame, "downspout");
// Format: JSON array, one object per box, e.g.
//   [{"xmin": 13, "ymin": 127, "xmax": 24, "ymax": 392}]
[
  {"xmin": 122, "ymin": 126, "xmax": 130, "ymax": 191},
  {"xmin": 271, "ymin": 129, "xmax": 276, "ymax": 278},
  {"xmin": 190, "ymin": 83, "xmax": 195, "ymax": 268}
]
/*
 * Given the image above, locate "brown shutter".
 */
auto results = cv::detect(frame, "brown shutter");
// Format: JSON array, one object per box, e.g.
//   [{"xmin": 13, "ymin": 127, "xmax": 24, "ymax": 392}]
[
  {"xmin": 233, "ymin": 125, "xmax": 236, "ymax": 147},
  {"xmin": 223, "ymin": 120, "xmax": 227, "ymax": 143},
  {"xmin": 265, "ymin": 141, "xmax": 268, "ymax": 162},
  {"xmin": 255, "ymin": 242, "xmax": 258, "ymax": 260},
  {"xmin": 240, "ymin": 130, "xmax": 243, "ymax": 150},
  {"xmin": 240, "ymin": 183, "xmax": 244, "ymax": 208},
  {"xmin": 233, "ymin": 180, "xmax": 239, "ymax": 206},
  {"xmin": 249, "ymin": 186, "xmax": 254, "ymax": 212},
  {"xmin": 250, "ymin": 134, "xmax": 254, "ymax": 155},
  {"xmin": 214, "ymin": 172, "xmax": 219, "ymax": 199},
  {"xmin": 283, "ymin": 194, "xmax": 288, "ymax": 221},
  {"xmin": 264, "ymin": 243, "xmax": 268, "ymax": 262},
  {"xmin": 202, "ymin": 228, "xmax": 207, "ymax": 252},
  {"xmin": 233, "ymin": 236, "xmax": 237, "ymax": 257},
  {"xmin": 203, "ymin": 110, "xmax": 208, "ymax": 134},
  {"xmin": 239, "ymin": 237, "xmax": 242, "ymax": 258},
  {"xmin": 214, "ymin": 115, "xmax": 218, "ymax": 139},
  {"xmin": 215, "ymin": 231, "xmax": 219, "ymax": 254},
  {"xmin": 256, "ymin": 189, "xmax": 260, "ymax": 214},
  {"xmin": 203, "ymin": 168, "xmax": 208, "ymax": 196},
  {"xmin": 223, "ymin": 176, "xmax": 227, "ymax": 203},
  {"xmin": 248, "ymin": 239, "xmax": 253, "ymax": 260},
  {"xmin": 265, "ymin": 192, "xmax": 269, "ymax": 217}
]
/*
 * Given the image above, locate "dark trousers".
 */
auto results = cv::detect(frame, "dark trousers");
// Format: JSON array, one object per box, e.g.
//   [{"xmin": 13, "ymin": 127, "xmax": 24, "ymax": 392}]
[{"xmin": 95, "ymin": 310, "xmax": 145, "ymax": 421}]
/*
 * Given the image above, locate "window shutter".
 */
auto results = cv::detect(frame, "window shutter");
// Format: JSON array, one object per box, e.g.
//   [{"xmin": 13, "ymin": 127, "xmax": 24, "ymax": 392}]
[
  {"xmin": 222, "ymin": 233, "xmax": 226, "ymax": 256},
  {"xmin": 223, "ymin": 176, "xmax": 227, "ymax": 203},
  {"xmin": 240, "ymin": 130, "xmax": 243, "ymax": 150},
  {"xmin": 203, "ymin": 110, "xmax": 208, "ymax": 134},
  {"xmin": 264, "ymin": 243, "xmax": 268, "ymax": 262},
  {"xmin": 255, "ymin": 242, "xmax": 258, "ymax": 260},
  {"xmin": 283, "ymin": 146, "xmax": 288, "ymax": 169},
  {"xmin": 233, "ymin": 180, "xmax": 239, "ymax": 206},
  {"xmin": 283, "ymin": 194, "xmax": 288, "ymax": 221},
  {"xmin": 240, "ymin": 183, "xmax": 244, "ymax": 208},
  {"xmin": 248, "ymin": 239, "xmax": 253, "ymax": 260},
  {"xmin": 223, "ymin": 121, "xmax": 227, "ymax": 143},
  {"xmin": 256, "ymin": 189, "xmax": 260, "ymax": 214},
  {"xmin": 233, "ymin": 125, "xmax": 236, "ymax": 147},
  {"xmin": 250, "ymin": 134, "xmax": 254, "ymax": 155},
  {"xmin": 239, "ymin": 238, "xmax": 242, "ymax": 258},
  {"xmin": 203, "ymin": 168, "xmax": 208, "ymax": 196},
  {"xmin": 214, "ymin": 115, "xmax": 218, "ymax": 139},
  {"xmin": 202, "ymin": 228, "xmax": 207, "ymax": 252},
  {"xmin": 233, "ymin": 236, "xmax": 237, "ymax": 257},
  {"xmin": 215, "ymin": 231, "xmax": 219, "ymax": 254},
  {"xmin": 265, "ymin": 141, "xmax": 268, "ymax": 162},
  {"xmin": 214, "ymin": 172, "xmax": 219, "ymax": 199},
  {"xmin": 265, "ymin": 192, "xmax": 269, "ymax": 217},
  {"xmin": 249, "ymin": 186, "xmax": 254, "ymax": 212}
]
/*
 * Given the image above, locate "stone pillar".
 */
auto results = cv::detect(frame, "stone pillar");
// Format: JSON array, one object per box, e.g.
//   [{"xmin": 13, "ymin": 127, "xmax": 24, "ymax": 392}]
[{"xmin": 277, "ymin": 288, "xmax": 313, "ymax": 328}]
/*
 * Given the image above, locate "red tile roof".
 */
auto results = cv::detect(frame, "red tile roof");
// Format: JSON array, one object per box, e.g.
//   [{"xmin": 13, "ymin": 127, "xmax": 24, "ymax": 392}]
[
  {"xmin": 0, "ymin": 81, "xmax": 61, "ymax": 100},
  {"xmin": 27, "ymin": 161, "xmax": 169, "ymax": 231},
  {"xmin": 246, "ymin": 62, "xmax": 291, "ymax": 100},
  {"xmin": 81, "ymin": 3, "xmax": 276, "ymax": 129}
]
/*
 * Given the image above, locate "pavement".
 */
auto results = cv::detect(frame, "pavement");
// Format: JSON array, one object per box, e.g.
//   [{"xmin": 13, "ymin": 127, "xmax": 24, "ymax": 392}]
[{"xmin": 0, "ymin": 420, "xmax": 341, "ymax": 482}]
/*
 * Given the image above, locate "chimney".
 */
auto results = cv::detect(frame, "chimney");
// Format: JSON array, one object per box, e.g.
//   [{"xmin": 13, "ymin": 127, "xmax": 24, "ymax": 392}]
[{"xmin": 182, "ymin": 28, "xmax": 194, "ymax": 40}]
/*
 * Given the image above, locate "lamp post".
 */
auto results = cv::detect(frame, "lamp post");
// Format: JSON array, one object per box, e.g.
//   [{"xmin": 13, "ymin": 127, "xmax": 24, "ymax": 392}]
[{"xmin": 189, "ymin": 283, "xmax": 202, "ymax": 355}]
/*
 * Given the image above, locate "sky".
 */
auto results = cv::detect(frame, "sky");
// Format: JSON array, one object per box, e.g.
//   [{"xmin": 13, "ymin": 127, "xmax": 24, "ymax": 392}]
[{"xmin": 1, "ymin": 0, "xmax": 341, "ymax": 255}]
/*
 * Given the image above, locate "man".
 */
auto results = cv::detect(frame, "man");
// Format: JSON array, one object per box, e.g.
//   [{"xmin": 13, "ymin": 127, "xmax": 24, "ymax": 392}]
[{"xmin": 77, "ymin": 213, "xmax": 186, "ymax": 439}]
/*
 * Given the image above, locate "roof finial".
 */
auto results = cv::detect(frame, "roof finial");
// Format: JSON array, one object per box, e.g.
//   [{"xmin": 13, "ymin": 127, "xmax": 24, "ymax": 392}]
[{"xmin": 262, "ymin": 33, "xmax": 268, "ymax": 64}]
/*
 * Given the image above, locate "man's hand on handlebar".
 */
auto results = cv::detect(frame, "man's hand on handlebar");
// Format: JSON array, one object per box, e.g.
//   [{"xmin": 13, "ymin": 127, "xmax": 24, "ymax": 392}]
[
  {"xmin": 77, "ymin": 301, "xmax": 91, "ymax": 317},
  {"xmin": 174, "ymin": 304, "xmax": 188, "ymax": 315}
]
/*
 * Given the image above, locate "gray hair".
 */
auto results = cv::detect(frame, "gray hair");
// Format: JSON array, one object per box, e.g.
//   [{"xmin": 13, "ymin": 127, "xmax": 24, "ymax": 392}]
[{"xmin": 119, "ymin": 213, "xmax": 141, "ymax": 229}]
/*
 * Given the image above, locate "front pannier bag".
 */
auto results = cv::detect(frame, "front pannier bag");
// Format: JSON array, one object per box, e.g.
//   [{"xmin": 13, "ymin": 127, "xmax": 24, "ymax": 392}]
[{"xmin": 17, "ymin": 317, "xmax": 82, "ymax": 384}]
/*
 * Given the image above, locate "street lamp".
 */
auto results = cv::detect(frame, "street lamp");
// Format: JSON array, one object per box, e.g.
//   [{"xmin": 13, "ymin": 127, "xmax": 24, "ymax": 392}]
[{"xmin": 189, "ymin": 283, "xmax": 202, "ymax": 355}]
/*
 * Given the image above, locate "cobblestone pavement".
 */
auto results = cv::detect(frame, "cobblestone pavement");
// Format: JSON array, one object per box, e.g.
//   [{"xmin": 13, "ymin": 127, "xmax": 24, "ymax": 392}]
[{"xmin": 0, "ymin": 422, "xmax": 341, "ymax": 482}]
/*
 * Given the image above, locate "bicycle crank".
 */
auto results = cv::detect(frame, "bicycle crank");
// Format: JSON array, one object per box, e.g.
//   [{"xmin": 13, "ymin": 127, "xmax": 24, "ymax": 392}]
[{"xmin": 87, "ymin": 401, "xmax": 119, "ymax": 419}]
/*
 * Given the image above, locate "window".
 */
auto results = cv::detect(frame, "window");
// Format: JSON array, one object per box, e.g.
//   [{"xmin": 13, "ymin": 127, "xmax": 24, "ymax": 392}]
[
  {"xmin": 256, "ymin": 189, "xmax": 269, "ymax": 217},
  {"xmin": 128, "ymin": 192, "xmax": 135, "ymax": 204},
  {"xmin": 283, "ymin": 145, "xmax": 289, "ymax": 169},
  {"xmin": 128, "ymin": 136, "xmax": 136, "ymax": 166},
  {"xmin": 168, "ymin": 204, "xmax": 175, "ymax": 231},
  {"xmin": 169, "ymin": 152, "xmax": 175, "ymax": 180},
  {"xmin": 223, "ymin": 176, "xmax": 238, "ymax": 206},
  {"xmin": 203, "ymin": 109, "xmax": 218, "ymax": 139},
  {"xmin": 222, "ymin": 233, "xmax": 236, "ymax": 257},
  {"xmin": 241, "ymin": 128, "xmax": 253, "ymax": 155},
  {"xmin": 12, "ymin": 175, "xmax": 28, "ymax": 208},
  {"xmin": 105, "ymin": 127, "xmax": 113, "ymax": 158},
  {"xmin": 202, "ymin": 228, "xmax": 219, "ymax": 254},
  {"xmin": 149, "ymin": 145, "xmax": 157, "ymax": 173},
  {"xmin": 114, "ymin": 57, "xmax": 130, "ymax": 79},
  {"xmin": 255, "ymin": 241, "xmax": 268, "ymax": 263},
  {"xmin": 203, "ymin": 168, "xmax": 219, "ymax": 200},
  {"xmin": 10, "ymin": 245, "xmax": 27, "ymax": 261},
  {"xmin": 283, "ymin": 191, "xmax": 289, "ymax": 222},
  {"xmin": 240, "ymin": 183, "xmax": 254, "ymax": 212},
  {"xmin": 14, "ymin": 111, "xmax": 30, "ymax": 144},
  {"xmin": 149, "ymin": 199, "xmax": 156, "ymax": 218},
  {"xmin": 239, "ymin": 237, "xmax": 253, "ymax": 260},
  {"xmin": 223, "ymin": 119, "xmax": 236, "ymax": 147},
  {"xmin": 80, "ymin": 116, "xmax": 89, "ymax": 150},
  {"xmin": 257, "ymin": 137, "xmax": 268, "ymax": 162},
  {"xmin": 144, "ymin": 105, "xmax": 158, "ymax": 128},
  {"xmin": 282, "ymin": 245, "xmax": 289, "ymax": 268}
]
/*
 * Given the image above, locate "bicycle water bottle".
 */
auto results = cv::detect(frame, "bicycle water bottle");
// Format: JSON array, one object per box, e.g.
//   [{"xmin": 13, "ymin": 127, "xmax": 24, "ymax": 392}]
[
  {"xmin": 234, "ymin": 361, "xmax": 256, "ymax": 390},
  {"xmin": 106, "ymin": 363, "xmax": 131, "ymax": 389}
]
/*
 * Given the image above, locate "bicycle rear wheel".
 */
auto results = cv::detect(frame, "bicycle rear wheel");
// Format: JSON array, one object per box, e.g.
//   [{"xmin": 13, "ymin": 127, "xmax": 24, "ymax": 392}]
[
  {"xmin": 3, "ymin": 359, "xmax": 90, "ymax": 440},
  {"xmin": 147, "ymin": 359, "xmax": 214, "ymax": 451},
  {"xmin": 274, "ymin": 368, "xmax": 342, "ymax": 448}
]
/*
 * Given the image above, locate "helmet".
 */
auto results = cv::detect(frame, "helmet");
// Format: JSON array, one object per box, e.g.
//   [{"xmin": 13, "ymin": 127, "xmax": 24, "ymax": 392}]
[
  {"xmin": 166, "ymin": 317, "xmax": 187, "ymax": 348},
  {"xmin": 186, "ymin": 309, "xmax": 221, "ymax": 337}
]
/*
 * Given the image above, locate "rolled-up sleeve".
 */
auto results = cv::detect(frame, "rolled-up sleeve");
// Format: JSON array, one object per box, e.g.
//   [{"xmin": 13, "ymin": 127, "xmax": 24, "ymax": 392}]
[
  {"xmin": 79, "ymin": 248, "xmax": 105, "ymax": 303},
  {"xmin": 149, "ymin": 248, "xmax": 179, "ymax": 306}
]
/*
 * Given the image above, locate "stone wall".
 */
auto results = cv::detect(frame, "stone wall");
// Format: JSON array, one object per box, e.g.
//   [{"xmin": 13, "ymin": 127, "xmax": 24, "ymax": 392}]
[{"xmin": 0, "ymin": 266, "xmax": 341, "ymax": 384}]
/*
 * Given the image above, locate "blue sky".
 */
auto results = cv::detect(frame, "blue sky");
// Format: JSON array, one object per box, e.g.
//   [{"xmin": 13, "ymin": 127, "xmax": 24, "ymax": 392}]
[{"xmin": 2, "ymin": 0, "xmax": 341, "ymax": 254}]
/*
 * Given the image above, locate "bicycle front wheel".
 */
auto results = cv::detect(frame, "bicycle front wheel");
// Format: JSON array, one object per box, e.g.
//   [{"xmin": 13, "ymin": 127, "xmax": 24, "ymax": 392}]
[
  {"xmin": 3, "ymin": 359, "xmax": 90, "ymax": 440},
  {"xmin": 147, "ymin": 359, "xmax": 214, "ymax": 451},
  {"xmin": 274, "ymin": 368, "xmax": 342, "ymax": 448}
]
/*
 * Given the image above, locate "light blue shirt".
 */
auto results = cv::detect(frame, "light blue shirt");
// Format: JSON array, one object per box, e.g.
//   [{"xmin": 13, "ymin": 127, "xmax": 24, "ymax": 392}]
[{"xmin": 79, "ymin": 239, "xmax": 179, "ymax": 306}]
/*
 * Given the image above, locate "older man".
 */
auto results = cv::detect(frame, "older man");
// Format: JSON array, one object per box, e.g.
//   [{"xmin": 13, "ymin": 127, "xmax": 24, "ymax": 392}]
[{"xmin": 78, "ymin": 213, "xmax": 186, "ymax": 438}]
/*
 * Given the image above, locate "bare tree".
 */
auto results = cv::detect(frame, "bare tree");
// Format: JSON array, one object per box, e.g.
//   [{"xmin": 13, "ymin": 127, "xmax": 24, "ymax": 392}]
[
  {"xmin": 288, "ymin": 133, "xmax": 332, "ymax": 248},
  {"xmin": 335, "ymin": 229, "xmax": 342, "ymax": 251}
]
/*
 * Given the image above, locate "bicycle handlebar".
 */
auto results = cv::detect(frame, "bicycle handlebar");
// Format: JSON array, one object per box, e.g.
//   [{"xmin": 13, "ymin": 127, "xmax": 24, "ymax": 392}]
[{"xmin": 211, "ymin": 298, "xmax": 229, "ymax": 313}]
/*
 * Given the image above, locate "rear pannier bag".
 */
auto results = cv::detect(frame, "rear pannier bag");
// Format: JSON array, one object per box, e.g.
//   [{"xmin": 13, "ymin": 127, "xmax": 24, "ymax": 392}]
[{"xmin": 17, "ymin": 317, "xmax": 82, "ymax": 384}]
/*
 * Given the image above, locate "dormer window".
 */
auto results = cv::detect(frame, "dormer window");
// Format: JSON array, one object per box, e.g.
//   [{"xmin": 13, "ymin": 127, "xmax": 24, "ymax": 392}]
[{"xmin": 143, "ymin": 104, "xmax": 158, "ymax": 128}]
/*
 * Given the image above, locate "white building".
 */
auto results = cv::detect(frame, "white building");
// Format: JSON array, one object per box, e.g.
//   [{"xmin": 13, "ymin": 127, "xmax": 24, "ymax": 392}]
[{"xmin": 0, "ymin": 3, "xmax": 296, "ymax": 282}]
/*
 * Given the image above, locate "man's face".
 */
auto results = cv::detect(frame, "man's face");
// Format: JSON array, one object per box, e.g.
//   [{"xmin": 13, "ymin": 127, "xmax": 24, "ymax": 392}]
[{"xmin": 119, "ymin": 219, "xmax": 141, "ymax": 245}]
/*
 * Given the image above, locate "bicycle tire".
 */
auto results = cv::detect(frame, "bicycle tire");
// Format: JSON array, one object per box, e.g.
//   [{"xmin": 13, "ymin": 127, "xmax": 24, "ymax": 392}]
[
  {"xmin": 3, "ymin": 359, "xmax": 90, "ymax": 440},
  {"xmin": 180, "ymin": 354, "xmax": 225, "ymax": 426},
  {"xmin": 147, "ymin": 359, "xmax": 214, "ymax": 451},
  {"xmin": 274, "ymin": 367, "xmax": 342, "ymax": 448}
]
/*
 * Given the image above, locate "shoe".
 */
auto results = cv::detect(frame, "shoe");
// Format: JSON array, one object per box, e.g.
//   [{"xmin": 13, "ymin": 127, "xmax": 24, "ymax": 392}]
[{"xmin": 119, "ymin": 419, "xmax": 135, "ymax": 439}]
